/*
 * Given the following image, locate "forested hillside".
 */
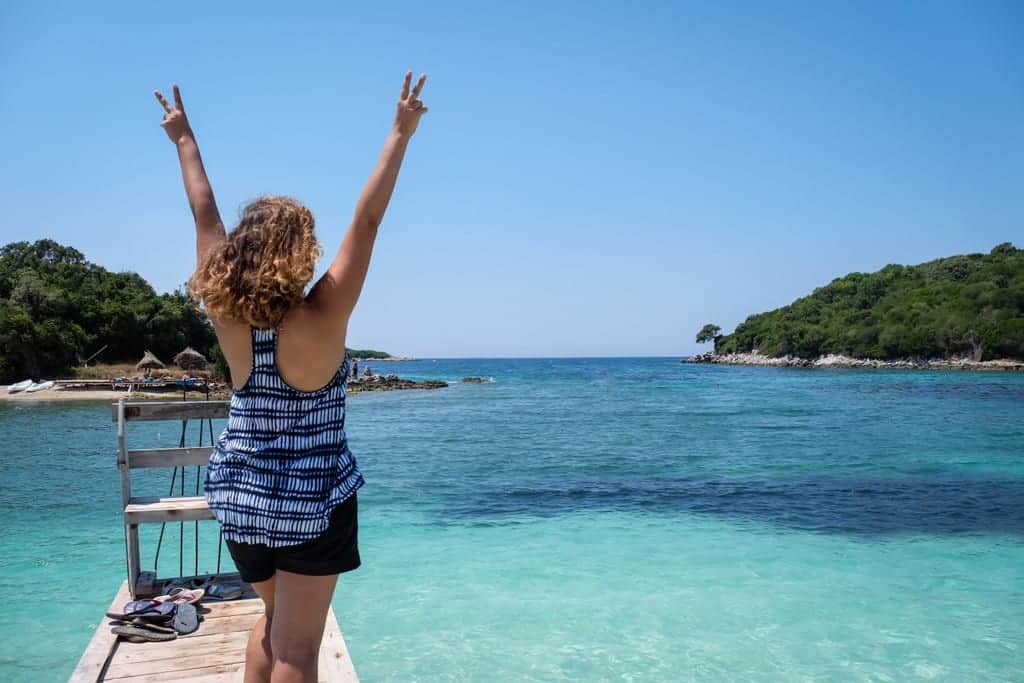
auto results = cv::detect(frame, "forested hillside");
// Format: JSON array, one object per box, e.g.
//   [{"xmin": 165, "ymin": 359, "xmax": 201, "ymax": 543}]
[
  {"xmin": 714, "ymin": 243, "xmax": 1024, "ymax": 361},
  {"xmin": 0, "ymin": 240, "xmax": 216, "ymax": 382},
  {"xmin": 0, "ymin": 240, "xmax": 392, "ymax": 382}
]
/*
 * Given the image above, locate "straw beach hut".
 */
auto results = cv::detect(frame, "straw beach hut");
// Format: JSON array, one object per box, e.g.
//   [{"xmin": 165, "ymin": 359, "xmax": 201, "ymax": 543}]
[
  {"xmin": 135, "ymin": 350, "xmax": 165, "ymax": 371},
  {"xmin": 174, "ymin": 347, "xmax": 208, "ymax": 371}
]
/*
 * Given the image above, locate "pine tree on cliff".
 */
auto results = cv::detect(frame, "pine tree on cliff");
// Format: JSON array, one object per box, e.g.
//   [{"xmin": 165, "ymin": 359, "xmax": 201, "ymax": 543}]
[{"xmin": 696, "ymin": 324, "xmax": 722, "ymax": 352}]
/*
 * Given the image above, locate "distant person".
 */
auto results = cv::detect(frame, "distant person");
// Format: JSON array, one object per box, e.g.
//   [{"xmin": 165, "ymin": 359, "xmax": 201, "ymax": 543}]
[
  {"xmin": 363, "ymin": 366, "xmax": 372, "ymax": 377},
  {"xmin": 155, "ymin": 72, "xmax": 428, "ymax": 683},
  {"xmin": 351, "ymin": 358, "xmax": 358, "ymax": 379}
]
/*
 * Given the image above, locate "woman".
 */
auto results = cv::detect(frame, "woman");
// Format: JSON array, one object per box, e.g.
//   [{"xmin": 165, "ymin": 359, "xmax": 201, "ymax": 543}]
[{"xmin": 154, "ymin": 72, "xmax": 428, "ymax": 683}]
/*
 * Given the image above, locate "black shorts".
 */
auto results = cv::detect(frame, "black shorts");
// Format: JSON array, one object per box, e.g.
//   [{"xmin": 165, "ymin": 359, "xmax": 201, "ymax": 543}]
[{"xmin": 225, "ymin": 494, "xmax": 361, "ymax": 584}]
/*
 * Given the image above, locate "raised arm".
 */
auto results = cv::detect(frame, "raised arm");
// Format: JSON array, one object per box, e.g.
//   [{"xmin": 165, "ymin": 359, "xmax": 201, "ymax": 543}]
[
  {"xmin": 309, "ymin": 71, "xmax": 429, "ymax": 322},
  {"xmin": 154, "ymin": 85, "xmax": 225, "ymax": 265}
]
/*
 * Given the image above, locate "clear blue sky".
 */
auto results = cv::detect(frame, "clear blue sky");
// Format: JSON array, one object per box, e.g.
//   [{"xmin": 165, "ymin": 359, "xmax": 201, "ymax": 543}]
[{"xmin": 1, "ymin": 1, "xmax": 1021, "ymax": 357}]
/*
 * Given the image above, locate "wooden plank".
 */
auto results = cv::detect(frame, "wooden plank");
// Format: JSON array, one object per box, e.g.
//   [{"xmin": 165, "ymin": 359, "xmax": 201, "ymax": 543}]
[
  {"xmin": 178, "ymin": 611, "xmax": 262, "ymax": 638},
  {"xmin": 105, "ymin": 648, "xmax": 247, "ymax": 679},
  {"xmin": 195, "ymin": 600, "xmax": 265, "ymax": 619},
  {"xmin": 126, "ymin": 447, "xmax": 213, "ymax": 469},
  {"xmin": 319, "ymin": 606, "xmax": 359, "ymax": 682},
  {"xmin": 125, "ymin": 497, "xmax": 213, "ymax": 524},
  {"xmin": 172, "ymin": 670, "xmax": 243, "ymax": 683},
  {"xmin": 111, "ymin": 401, "xmax": 230, "ymax": 423},
  {"xmin": 69, "ymin": 580, "xmax": 132, "ymax": 682},
  {"xmin": 117, "ymin": 401, "xmax": 142, "ymax": 599},
  {"xmin": 109, "ymin": 631, "xmax": 249, "ymax": 665},
  {"xmin": 126, "ymin": 525, "xmax": 141, "ymax": 599},
  {"xmin": 117, "ymin": 401, "xmax": 130, "ymax": 488},
  {"xmin": 104, "ymin": 662, "xmax": 244, "ymax": 682}
]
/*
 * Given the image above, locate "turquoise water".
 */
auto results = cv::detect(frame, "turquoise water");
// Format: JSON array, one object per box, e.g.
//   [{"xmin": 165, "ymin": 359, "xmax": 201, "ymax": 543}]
[{"xmin": 1, "ymin": 359, "xmax": 1023, "ymax": 681}]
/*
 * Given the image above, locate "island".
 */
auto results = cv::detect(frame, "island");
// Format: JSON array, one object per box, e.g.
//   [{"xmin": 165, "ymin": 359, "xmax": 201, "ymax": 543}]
[{"xmin": 690, "ymin": 242, "xmax": 1024, "ymax": 371}]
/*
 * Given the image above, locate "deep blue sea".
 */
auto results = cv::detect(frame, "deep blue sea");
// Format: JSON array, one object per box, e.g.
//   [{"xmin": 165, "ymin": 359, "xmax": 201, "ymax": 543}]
[{"xmin": 1, "ymin": 358, "xmax": 1023, "ymax": 681}]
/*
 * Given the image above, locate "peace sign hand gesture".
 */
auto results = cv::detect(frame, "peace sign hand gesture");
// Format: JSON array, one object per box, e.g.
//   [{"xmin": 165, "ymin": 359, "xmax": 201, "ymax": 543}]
[
  {"xmin": 153, "ymin": 84, "xmax": 193, "ymax": 144},
  {"xmin": 394, "ymin": 71, "xmax": 428, "ymax": 137}
]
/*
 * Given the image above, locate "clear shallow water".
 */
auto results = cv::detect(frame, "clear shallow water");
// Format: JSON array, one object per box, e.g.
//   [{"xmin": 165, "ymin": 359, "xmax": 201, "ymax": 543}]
[{"xmin": 1, "ymin": 359, "xmax": 1023, "ymax": 681}]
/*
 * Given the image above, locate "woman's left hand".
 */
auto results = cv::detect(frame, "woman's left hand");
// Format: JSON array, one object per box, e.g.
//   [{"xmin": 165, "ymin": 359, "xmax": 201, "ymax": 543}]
[{"xmin": 154, "ymin": 84, "xmax": 193, "ymax": 144}]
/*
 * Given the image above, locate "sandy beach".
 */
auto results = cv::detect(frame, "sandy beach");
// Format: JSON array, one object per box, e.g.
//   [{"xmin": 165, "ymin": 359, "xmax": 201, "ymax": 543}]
[
  {"xmin": 1, "ymin": 387, "xmax": 168, "ymax": 402},
  {"xmin": 0, "ymin": 378, "xmax": 444, "ymax": 401}
]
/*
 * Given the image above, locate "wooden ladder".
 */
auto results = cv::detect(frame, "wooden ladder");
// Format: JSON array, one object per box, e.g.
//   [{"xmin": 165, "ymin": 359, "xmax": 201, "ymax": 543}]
[{"xmin": 113, "ymin": 399, "xmax": 230, "ymax": 598}]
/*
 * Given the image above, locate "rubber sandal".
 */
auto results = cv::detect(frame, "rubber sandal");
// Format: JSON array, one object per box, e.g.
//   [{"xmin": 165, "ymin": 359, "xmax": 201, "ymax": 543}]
[
  {"xmin": 204, "ymin": 583, "xmax": 242, "ymax": 601},
  {"xmin": 154, "ymin": 587, "xmax": 205, "ymax": 605},
  {"xmin": 106, "ymin": 601, "xmax": 175, "ymax": 622},
  {"xmin": 111, "ymin": 624, "xmax": 177, "ymax": 642},
  {"xmin": 121, "ymin": 599, "xmax": 159, "ymax": 614},
  {"xmin": 129, "ymin": 618, "xmax": 177, "ymax": 634},
  {"xmin": 172, "ymin": 602, "xmax": 200, "ymax": 635}
]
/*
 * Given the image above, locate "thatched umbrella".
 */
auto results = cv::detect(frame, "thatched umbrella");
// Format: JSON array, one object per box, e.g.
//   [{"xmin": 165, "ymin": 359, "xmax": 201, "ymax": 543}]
[
  {"xmin": 136, "ymin": 350, "xmax": 165, "ymax": 371},
  {"xmin": 174, "ymin": 347, "xmax": 208, "ymax": 371}
]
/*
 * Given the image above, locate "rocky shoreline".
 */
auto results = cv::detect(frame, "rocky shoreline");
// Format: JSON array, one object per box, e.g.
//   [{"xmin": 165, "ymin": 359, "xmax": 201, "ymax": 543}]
[{"xmin": 687, "ymin": 352, "xmax": 1024, "ymax": 371}]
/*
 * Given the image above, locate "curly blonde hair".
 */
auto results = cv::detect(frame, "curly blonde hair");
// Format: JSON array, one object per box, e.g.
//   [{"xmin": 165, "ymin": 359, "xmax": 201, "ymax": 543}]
[{"xmin": 190, "ymin": 196, "xmax": 321, "ymax": 328}]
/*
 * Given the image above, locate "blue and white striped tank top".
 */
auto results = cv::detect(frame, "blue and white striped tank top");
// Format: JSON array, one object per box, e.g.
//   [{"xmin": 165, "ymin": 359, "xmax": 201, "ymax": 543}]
[{"xmin": 205, "ymin": 327, "xmax": 364, "ymax": 547}]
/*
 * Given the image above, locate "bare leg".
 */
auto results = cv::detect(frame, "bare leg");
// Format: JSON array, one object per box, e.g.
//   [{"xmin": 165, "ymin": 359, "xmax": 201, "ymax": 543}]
[
  {"xmin": 245, "ymin": 576, "xmax": 276, "ymax": 683},
  {"xmin": 269, "ymin": 570, "xmax": 339, "ymax": 683}
]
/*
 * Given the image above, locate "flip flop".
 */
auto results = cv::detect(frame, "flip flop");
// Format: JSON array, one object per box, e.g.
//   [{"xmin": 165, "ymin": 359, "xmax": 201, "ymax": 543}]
[
  {"xmin": 123, "ymin": 599, "xmax": 159, "ymax": 614},
  {"xmin": 106, "ymin": 601, "xmax": 176, "ymax": 622},
  {"xmin": 111, "ymin": 624, "xmax": 177, "ymax": 642},
  {"xmin": 203, "ymin": 583, "xmax": 242, "ymax": 601},
  {"xmin": 130, "ymin": 618, "xmax": 177, "ymax": 634},
  {"xmin": 172, "ymin": 602, "xmax": 200, "ymax": 635},
  {"xmin": 154, "ymin": 587, "xmax": 205, "ymax": 605}
]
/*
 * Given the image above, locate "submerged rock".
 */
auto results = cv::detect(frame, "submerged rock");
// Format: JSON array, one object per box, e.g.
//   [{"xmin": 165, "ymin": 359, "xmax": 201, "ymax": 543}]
[
  {"xmin": 348, "ymin": 375, "xmax": 448, "ymax": 393},
  {"xmin": 461, "ymin": 376, "xmax": 488, "ymax": 383}
]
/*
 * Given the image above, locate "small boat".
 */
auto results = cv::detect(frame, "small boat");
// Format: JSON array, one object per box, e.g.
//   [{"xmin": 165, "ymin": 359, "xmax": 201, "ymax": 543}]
[
  {"xmin": 25, "ymin": 380, "xmax": 55, "ymax": 393},
  {"xmin": 7, "ymin": 379, "xmax": 33, "ymax": 393}
]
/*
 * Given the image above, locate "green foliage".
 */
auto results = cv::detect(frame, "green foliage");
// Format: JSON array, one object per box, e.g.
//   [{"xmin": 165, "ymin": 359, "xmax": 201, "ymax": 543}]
[
  {"xmin": 716, "ymin": 243, "xmax": 1024, "ymax": 361},
  {"xmin": 0, "ymin": 239, "xmax": 217, "ymax": 382},
  {"xmin": 345, "ymin": 348, "xmax": 392, "ymax": 359},
  {"xmin": 695, "ymin": 323, "xmax": 721, "ymax": 345},
  {"xmin": 0, "ymin": 238, "xmax": 395, "ymax": 383},
  {"xmin": 208, "ymin": 343, "xmax": 231, "ymax": 385}
]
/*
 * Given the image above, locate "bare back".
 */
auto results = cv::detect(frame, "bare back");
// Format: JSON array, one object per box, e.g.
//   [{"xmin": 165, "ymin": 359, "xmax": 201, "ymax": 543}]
[{"xmin": 215, "ymin": 304, "xmax": 348, "ymax": 392}]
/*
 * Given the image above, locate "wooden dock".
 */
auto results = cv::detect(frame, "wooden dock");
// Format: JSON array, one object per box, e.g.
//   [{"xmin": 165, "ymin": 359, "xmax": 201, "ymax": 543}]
[
  {"xmin": 69, "ymin": 400, "xmax": 360, "ymax": 681},
  {"xmin": 70, "ymin": 580, "xmax": 358, "ymax": 682}
]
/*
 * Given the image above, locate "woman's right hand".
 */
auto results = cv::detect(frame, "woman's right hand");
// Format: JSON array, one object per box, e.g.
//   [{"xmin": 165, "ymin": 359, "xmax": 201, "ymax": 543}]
[{"xmin": 393, "ymin": 71, "xmax": 428, "ymax": 137}]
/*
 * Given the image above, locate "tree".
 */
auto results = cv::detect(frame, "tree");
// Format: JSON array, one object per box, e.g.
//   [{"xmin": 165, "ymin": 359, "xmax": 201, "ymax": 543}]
[
  {"xmin": 0, "ymin": 239, "xmax": 217, "ymax": 382},
  {"xmin": 696, "ymin": 324, "xmax": 722, "ymax": 349},
  {"xmin": 208, "ymin": 343, "xmax": 231, "ymax": 385}
]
